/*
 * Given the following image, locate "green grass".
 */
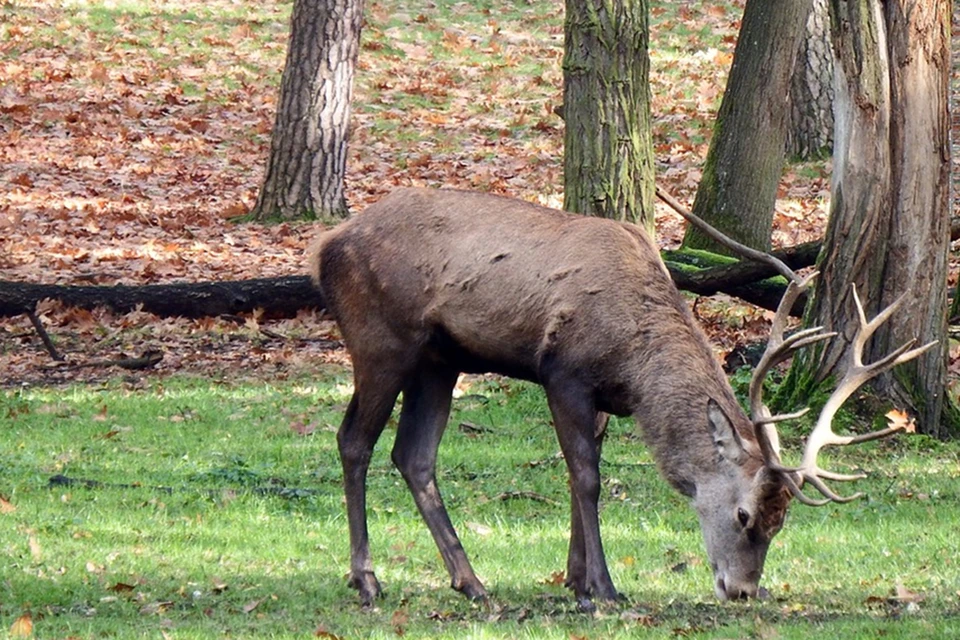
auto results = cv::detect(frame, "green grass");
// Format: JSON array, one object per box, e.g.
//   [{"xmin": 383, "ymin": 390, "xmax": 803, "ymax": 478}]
[{"xmin": 3, "ymin": 373, "xmax": 960, "ymax": 638}]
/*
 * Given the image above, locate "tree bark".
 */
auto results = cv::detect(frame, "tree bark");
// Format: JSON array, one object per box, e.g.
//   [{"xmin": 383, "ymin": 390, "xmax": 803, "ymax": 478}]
[
  {"xmin": 682, "ymin": 0, "xmax": 813, "ymax": 254},
  {"xmin": 250, "ymin": 0, "xmax": 364, "ymax": 222},
  {"xmin": 562, "ymin": 0, "xmax": 656, "ymax": 231},
  {"xmin": 784, "ymin": 0, "xmax": 956, "ymax": 437},
  {"xmin": 0, "ymin": 278, "xmax": 321, "ymax": 319},
  {"xmin": 786, "ymin": 0, "xmax": 834, "ymax": 159}
]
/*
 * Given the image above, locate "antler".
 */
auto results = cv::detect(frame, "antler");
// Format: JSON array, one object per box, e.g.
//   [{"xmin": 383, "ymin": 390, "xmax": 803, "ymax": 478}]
[
  {"xmin": 655, "ymin": 186, "xmax": 936, "ymax": 505},
  {"xmin": 750, "ymin": 279, "xmax": 936, "ymax": 506}
]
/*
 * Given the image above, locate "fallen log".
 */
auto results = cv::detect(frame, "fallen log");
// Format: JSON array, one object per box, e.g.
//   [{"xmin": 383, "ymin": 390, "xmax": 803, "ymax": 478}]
[
  {"xmin": 0, "ymin": 242, "xmax": 823, "ymax": 321},
  {"xmin": 664, "ymin": 241, "xmax": 821, "ymax": 315},
  {"xmin": 0, "ymin": 276, "xmax": 321, "ymax": 319}
]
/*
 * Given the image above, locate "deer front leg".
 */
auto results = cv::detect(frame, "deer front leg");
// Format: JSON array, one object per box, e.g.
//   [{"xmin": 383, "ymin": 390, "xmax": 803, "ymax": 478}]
[
  {"xmin": 546, "ymin": 380, "xmax": 618, "ymax": 610},
  {"xmin": 391, "ymin": 366, "xmax": 487, "ymax": 601},
  {"xmin": 565, "ymin": 412, "xmax": 609, "ymax": 597},
  {"xmin": 337, "ymin": 375, "xmax": 403, "ymax": 606}
]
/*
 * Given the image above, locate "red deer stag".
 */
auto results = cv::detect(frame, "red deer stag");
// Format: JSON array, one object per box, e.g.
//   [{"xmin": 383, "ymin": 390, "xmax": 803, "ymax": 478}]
[{"xmin": 309, "ymin": 187, "xmax": 932, "ymax": 610}]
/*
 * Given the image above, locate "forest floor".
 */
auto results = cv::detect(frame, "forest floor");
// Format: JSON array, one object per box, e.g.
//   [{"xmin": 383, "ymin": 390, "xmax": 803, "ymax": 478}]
[
  {"xmin": 0, "ymin": 0, "xmax": 957, "ymax": 388},
  {"xmin": 3, "ymin": 3, "xmax": 960, "ymax": 638}
]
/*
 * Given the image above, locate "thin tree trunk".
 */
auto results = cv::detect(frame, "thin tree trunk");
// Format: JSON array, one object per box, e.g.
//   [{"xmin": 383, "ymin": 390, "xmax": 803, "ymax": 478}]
[
  {"xmin": 251, "ymin": 0, "xmax": 364, "ymax": 222},
  {"xmin": 683, "ymin": 0, "xmax": 813, "ymax": 253},
  {"xmin": 786, "ymin": 0, "xmax": 834, "ymax": 159},
  {"xmin": 784, "ymin": 0, "xmax": 955, "ymax": 437},
  {"xmin": 562, "ymin": 0, "xmax": 655, "ymax": 231}
]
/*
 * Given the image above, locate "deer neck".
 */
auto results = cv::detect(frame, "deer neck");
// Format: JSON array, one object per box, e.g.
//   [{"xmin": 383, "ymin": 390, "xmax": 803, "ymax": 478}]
[{"xmin": 627, "ymin": 351, "xmax": 754, "ymax": 498}]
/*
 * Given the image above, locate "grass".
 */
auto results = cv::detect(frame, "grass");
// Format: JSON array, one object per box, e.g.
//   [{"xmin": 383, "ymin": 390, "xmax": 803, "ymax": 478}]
[{"xmin": 3, "ymin": 373, "xmax": 960, "ymax": 638}]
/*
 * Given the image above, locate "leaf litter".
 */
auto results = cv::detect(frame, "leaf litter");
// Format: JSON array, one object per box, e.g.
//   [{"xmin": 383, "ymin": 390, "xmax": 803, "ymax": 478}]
[{"xmin": 3, "ymin": 2, "xmax": 955, "ymax": 399}]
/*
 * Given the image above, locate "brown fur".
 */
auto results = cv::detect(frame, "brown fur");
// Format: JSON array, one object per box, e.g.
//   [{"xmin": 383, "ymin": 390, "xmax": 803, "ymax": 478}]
[{"xmin": 310, "ymin": 188, "xmax": 790, "ymax": 606}]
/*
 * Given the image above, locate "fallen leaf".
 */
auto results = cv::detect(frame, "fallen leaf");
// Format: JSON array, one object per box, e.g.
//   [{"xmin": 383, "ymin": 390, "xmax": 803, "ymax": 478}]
[
  {"xmin": 0, "ymin": 495, "xmax": 16, "ymax": 514},
  {"xmin": 28, "ymin": 534, "xmax": 42, "ymax": 562},
  {"xmin": 139, "ymin": 601, "xmax": 174, "ymax": 615},
  {"xmin": 391, "ymin": 609, "xmax": 408, "ymax": 636},
  {"xmin": 885, "ymin": 408, "xmax": 916, "ymax": 433},
  {"xmin": 315, "ymin": 626, "xmax": 344, "ymax": 640},
  {"xmin": 620, "ymin": 610, "xmax": 658, "ymax": 626},
  {"xmin": 9, "ymin": 613, "xmax": 32, "ymax": 637},
  {"xmin": 290, "ymin": 420, "xmax": 317, "ymax": 436},
  {"xmin": 540, "ymin": 570, "xmax": 565, "ymax": 586},
  {"xmin": 894, "ymin": 582, "xmax": 924, "ymax": 603},
  {"xmin": 243, "ymin": 598, "xmax": 264, "ymax": 613},
  {"xmin": 211, "ymin": 577, "xmax": 228, "ymax": 594},
  {"xmin": 465, "ymin": 522, "xmax": 492, "ymax": 536}
]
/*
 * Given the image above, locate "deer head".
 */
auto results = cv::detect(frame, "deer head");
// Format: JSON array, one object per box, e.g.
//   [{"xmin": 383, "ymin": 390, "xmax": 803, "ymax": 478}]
[{"xmin": 688, "ymin": 273, "xmax": 935, "ymax": 600}]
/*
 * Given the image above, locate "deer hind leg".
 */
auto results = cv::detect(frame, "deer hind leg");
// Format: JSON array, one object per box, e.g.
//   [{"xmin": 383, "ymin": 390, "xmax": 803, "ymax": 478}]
[
  {"xmin": 391, "ymin": 365, "xmax": 487, "ymax": 601},
  {"xmin": 565, "ymin": 412, "xmax": 610, "ymax": 599},
  {"xmin": 545, "ymin": 378, "xmax": 619, "ymax": 610},
  {"xmin": 337, "ymin": 368, "xmax": 404, "ymax": 606}
]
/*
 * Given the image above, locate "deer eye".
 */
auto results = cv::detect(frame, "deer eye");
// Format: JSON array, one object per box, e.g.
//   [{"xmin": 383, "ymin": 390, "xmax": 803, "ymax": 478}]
[{"xmin": 737, "ymin": 508, "xmax": 750, "ymax": 528}]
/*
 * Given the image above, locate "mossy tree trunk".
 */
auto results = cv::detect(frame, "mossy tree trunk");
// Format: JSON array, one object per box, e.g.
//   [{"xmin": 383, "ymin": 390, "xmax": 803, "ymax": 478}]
[
  {"xmin": 783, "ymin": 0, "xmax": 956, "ymax": 437},
  {"xmin": 562, "ymin": 0, "xmax": 655, "ymax": 232},
  {"xmin": 251, "ymin": 0, "xmax": 364, "ymax": 222},
  {"xmin": 682, "ymin": 0, "xmax": 813, "ymax": 254}
]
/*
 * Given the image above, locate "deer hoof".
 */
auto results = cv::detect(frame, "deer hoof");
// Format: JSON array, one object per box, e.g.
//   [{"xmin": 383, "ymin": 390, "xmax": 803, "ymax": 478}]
[
  {"xmin": 453, "ymin": 579, "xmax": 488, "ymax": 602},
  {"xmin": 348, "ymin": 571, "xmax": 382, "ymax": 606},
  {"xmin": 576, "ymin": 596, "xmax": 597, "ymax": 614}
]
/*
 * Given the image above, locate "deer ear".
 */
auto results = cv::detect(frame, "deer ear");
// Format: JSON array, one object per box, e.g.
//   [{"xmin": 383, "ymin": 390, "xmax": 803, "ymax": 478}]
[{"xmin": 707, "ymin": 399, "xmax": 746, "ymax": 465}]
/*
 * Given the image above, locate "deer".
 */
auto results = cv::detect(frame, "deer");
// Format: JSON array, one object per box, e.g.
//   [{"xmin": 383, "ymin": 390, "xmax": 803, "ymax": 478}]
[{"xmin": 308, "ymin": 187, "xmax": 933, "ymax": 611}]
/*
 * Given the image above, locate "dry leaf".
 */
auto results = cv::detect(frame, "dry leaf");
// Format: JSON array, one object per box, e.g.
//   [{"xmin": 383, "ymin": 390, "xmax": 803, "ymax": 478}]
[
  {"xmin": 315, "ymin": 626, "xmax": 344, "ymax": 640},
  {"xmin": 139, "ymin": 601, "xmax": 174, "ymax": 615},
  {"xmin": 243, "ymin": 598, "xmax": 264, "ymax": 613},
  {"xmin": 0, "ymin": 495, "xmax": 16, "ymax": 514},
  {"xmin": 28, "ymin": 535, "xmax": 42, "ymax": 562},
  {"xmin": 540, "ymin": 570, "xmax": 565, "ymax": 586},
  {"xmin": 9, "ymin": 613, "xmax": 32, "ymax": 638},
  {"xmin": 894, "ymin": 582, "xmax": 924, "ymax": 603},
  {"xmin": 391, "ymin": 609, "xmax": 408, "ymax": 636},
  {"xmin": 290, "ymin": 420, "xmax": 317, "ymax": 436},
  {"xmin": 465, "ymin": 522, "xmax": 492, "ymax": 536},
  {"xmin": 885, "ymin": 408, "xmax": 916, "ymax": 433}
]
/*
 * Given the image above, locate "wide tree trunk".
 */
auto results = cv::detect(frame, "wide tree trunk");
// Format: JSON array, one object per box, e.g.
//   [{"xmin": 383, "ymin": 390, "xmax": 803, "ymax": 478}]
[
  {"xmin": 682, "ymin": 0, "xmax": 813, "ymax": 253},
  {"xmin": 784, "ymin": 0, "xmax": 955, "ymax": 437},
  {"xmin": 562, "ymin": 0, "xmax": 656, "ymax": 231},
  {"xmin": 785, "ymin": 0, "xmax": 834, "ymax": 159},
  {"xmin": 251, "ymin": 0, "xmax": 364, "ymax": 222}
]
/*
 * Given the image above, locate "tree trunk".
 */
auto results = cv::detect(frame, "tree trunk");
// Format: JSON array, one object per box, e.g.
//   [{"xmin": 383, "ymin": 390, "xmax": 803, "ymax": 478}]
[
  {"xmin": 950, "ymin": 7, "xmax": 960, "ymax": 322},
  {"xmin": 784, "ymin": 0, "xmax": 956, "ymax": 437},
  {"xmin": 682, "ymin": 0, "xmax": 813, "ymax": 254},
  {"xmin": 786, "ymin": 0, "xmax": 834, "ymax": 159},
  {"xmin": 562, "ymin": 0, "xmax": 656, "ymax": 231},
  {"xmin": 250, "ymin": 0, "xmax": 364, "ymax": 222}
]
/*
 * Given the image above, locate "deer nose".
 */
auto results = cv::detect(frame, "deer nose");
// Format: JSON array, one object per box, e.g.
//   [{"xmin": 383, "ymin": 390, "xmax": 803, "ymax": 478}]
[{"xmin": 716, "ymin": 576, "xmax": 757, "ymax": 600}]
